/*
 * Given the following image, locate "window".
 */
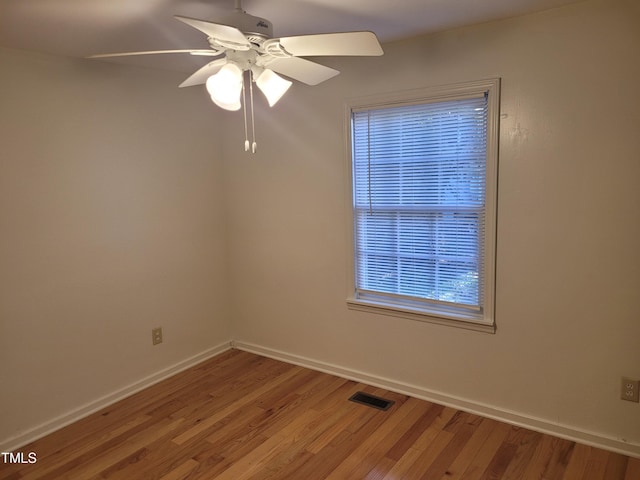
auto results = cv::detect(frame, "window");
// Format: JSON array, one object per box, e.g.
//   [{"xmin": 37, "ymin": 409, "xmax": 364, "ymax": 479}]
[{"xmin": 346, "ymin": 79, "xmax": 499, "ymax": 332}]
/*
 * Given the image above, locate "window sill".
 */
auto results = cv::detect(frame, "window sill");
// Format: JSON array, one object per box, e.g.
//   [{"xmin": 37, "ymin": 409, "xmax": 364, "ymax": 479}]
[{"xmin": 346, "ymin": 297, "xmax": 496, "ymax": 334}]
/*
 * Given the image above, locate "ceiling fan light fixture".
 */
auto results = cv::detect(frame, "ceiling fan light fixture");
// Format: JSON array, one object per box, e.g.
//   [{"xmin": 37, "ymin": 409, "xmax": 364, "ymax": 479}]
[
  {"xmin": 255, "ymin": 69, "xmax": 292, "ymax": 107},
  {"xmin": 206, "ymin": 63, "xmax": 243, "ymax": 111},
  {"xmin": 88, "ymin": 0, "xmax": 384, "ymax": 151}
]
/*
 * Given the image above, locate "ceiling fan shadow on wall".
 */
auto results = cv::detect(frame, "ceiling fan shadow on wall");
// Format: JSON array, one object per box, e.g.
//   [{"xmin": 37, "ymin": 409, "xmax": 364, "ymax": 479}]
[{"xmin": 88, "ymin": 0, "xmax": 383, "ymax": 153}]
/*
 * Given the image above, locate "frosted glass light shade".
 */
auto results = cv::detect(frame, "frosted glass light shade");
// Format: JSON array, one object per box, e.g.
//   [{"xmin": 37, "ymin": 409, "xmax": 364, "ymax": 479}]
[
  {"xmin": 206, "ymin": 63, "xmax": 243, "ymax": 111},
  {"xmin": 256, "ymin": 69, "xmax": 292, "ymax": 107}
]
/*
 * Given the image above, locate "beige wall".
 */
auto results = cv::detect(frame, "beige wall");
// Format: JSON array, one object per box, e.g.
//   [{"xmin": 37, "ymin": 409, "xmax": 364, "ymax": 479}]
[
  {"xmin": 1, "ymin": 0, "xmax": 639, "ymax": 455},
  {"xmin": 0, "ymin": 48, "xmax": 232, "ymax": 445},
  {"xmin": 225, "ymin": 0, "xmax": 640, "ymax": 451}
]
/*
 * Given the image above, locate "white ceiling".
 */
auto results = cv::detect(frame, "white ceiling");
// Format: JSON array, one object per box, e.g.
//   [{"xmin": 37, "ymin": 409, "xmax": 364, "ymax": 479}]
[{"xmin": 0, "ymin": 0, "xmax": 584, "ymax": 72}]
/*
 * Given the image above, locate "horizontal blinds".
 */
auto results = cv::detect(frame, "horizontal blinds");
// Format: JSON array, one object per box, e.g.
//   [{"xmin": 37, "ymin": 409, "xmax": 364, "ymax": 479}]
[{"xmin": 352, "ymin": 96, "xmax": 487, "ymax": 309}]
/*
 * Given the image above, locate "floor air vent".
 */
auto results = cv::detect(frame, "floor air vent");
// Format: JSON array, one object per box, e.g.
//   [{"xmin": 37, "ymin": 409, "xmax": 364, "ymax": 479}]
[{"xmin": 348, "ymin": 391, "xmax": 395, "ymax": 411}]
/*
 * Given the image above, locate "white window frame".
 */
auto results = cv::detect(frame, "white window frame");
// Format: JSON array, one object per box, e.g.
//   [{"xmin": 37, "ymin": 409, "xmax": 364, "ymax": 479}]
[{"xmin": 344, "ymin": 78, "xmax": 500, "ymax": 333}]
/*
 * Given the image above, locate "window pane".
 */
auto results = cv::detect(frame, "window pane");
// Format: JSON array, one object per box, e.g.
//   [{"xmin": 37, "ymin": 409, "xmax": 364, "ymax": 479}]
[{"xmin": 352, "ymin": 96, "xmax": 487, "ymax": 310}]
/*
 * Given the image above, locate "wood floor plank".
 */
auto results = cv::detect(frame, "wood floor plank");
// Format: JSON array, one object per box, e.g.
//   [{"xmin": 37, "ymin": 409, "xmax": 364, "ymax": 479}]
[
  {"xmin": 410, "ymin": 429, "xmax": 457, "ymax": 479},
  {"xmin": 603, "ymin": 452, "xmax": 630, "ymax": 479},
  {"xmin": 158, "ymin": 458, "xmax": 199, "ymax": 480},
  {"xmin": 381, "ymin": 408, "xmax": 460, "ymax": 479},
  {"xmin": 324, "ymin": 397, "xmax": 429, "ymax": 479},
  {"xmin": 384, "ymin": 402, "xmax": 442, "ymax": 461},
  {"xmin": 11, "ymin": 415, "xmax": 153, "ymax": 479},
  {"xmin": 499, "ymin": 426, "xmax": 543, "ymax": 480},
  {"xmin": 213, "ymin": 408, "xmax": 321, "ymax": 480},
  {"xmin": 581, "ymin": 447, "xmax": 612, "ymax": 480},
  {"xmin": 542, "ymin": 437, "xmax": 576, "ymax": 479},
  {"xmin": 381, "ymin": 445, "xmax": 425, "ymax": 479},
  {"xmin": 459, "ymin": 421, "xmax": 512, "ymax": 480},
  {"xmin": 171, "ymin": 363, "xmax": 302, "ymax": 445},
  {"xmin": 304, "ymin": 397, "xmax": 364, "ymax": 454},
  {"xmin": 519, "ymin": 434, "xmax": 558, "ymax": 479},
  {"xmin": 363, "ymin": 456, "xmax": 396, "ymax": 480},
  {"xmin": 438, "ymin": 417, "xmax": 502, "ymax": 480},
  {"xmin": 283, "ymin": 407, "xmax": 392, "ymax": 479},
  {"xmin": 2, "ymin": 349, "xmax": 638, "ymax": 480},
  {"xmin": 418, "ymin": 412, "xmax": 482, "ymax": 479},
  {"xmin": 625, "ymin": 457, "xmax": 640, "ymax": 480}
]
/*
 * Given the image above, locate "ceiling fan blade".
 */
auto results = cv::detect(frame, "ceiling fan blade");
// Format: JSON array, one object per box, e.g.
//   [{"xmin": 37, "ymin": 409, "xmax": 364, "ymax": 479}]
[
  {"xmin": 174, "ymin": 15, "xmax": 250, "ymax": 50},
  {"xmin": 276, "ymin": 31, "xmax": 383, "ymax": 57},
  {"xmin": 88, "ymin": 49, "xmax": 222, "ymax": 59},
  {"xmin": 264, "ymin": 57, "xmax": 339, "ymax": 86},
  {"xmin": 179, "ymin": 58, "xmax": 227, "ymax": 88}
]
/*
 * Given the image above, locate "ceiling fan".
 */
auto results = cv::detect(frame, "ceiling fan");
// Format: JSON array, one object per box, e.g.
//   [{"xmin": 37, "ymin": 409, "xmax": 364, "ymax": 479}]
[{"xmin": 89, "ymin": 0, "xmax": 383, "ymax": 152}]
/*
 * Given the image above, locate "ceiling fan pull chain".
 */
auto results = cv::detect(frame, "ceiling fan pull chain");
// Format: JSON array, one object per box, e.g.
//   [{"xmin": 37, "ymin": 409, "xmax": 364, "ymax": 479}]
[
  {"xmin": 242, "ymin": 73, "xmax": 250, "ymax": 152},
  {"xmin": 249, "ymin": 69, "xmax": 257, "ymax": 153}
]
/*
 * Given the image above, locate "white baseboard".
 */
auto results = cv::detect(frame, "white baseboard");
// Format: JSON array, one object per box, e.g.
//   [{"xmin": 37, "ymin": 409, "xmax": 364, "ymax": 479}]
[
  {"xmin": 233, "ymin": 341, "xmax": 640, "ymax": 459},
  {"xmin": 1, "ymin": 341, "xmax": 232, "ymax": 452}
]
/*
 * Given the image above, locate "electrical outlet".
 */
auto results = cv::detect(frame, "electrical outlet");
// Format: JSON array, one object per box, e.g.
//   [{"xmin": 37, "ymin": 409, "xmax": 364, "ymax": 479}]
[
  {"xmin": 152, "ymin": 327, "xmax": 163, "ymax": 346},
  {"xmin": 621, "ymin": 377, "xmax": 639, "ymax": 403}
]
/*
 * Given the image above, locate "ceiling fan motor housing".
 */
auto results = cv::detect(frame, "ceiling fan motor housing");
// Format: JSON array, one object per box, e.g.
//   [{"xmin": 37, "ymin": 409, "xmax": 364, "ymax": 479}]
[{"xmin": 222, "ymin": 11, "xmax": 273, "ymax": 40}]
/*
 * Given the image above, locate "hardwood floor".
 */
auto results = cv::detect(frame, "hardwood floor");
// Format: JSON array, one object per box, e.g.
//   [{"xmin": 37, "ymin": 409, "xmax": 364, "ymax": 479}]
[{"xmin": 1, "ymin": 349, "xmax": 638, "ymax": 479}]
